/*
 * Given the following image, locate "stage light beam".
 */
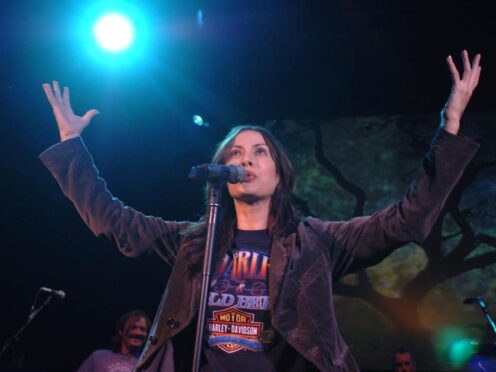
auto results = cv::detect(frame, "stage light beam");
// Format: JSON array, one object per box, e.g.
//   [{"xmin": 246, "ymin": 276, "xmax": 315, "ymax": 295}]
[
  {"xmin": 193, "ymin": 115, "xmax": 209, "ymax": 127},
  {"xmin": 449, "ymin": 339, "xmax": 478, "ymax": 367},
  {"xmin": 93, "ymin": 13, "xmax": 134, "ymax": 52}
]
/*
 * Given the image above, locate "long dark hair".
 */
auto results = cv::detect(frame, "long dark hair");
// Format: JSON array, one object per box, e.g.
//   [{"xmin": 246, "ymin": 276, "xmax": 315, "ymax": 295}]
[{"xmin": 182, "ymin": 125, "xmax": 298, "ymax": 272}]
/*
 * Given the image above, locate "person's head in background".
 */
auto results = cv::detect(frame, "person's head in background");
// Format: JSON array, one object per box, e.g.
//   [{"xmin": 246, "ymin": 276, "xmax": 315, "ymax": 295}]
[
  {"xmin": 111, "ymin": 310, "xmax": 151, "ymax": 357},
  {"xmin": 393, "ymin": 347, "xmax": 416, "ymax": 372}
]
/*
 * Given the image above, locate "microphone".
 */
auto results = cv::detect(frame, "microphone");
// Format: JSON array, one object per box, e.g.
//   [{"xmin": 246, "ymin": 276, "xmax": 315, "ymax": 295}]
[
  {"xmin": 188, "ymin": 164, "xmax": 247, "ymax": 184},
  {"xmin": 463, "ymin": 296, "xmax": 487, "ymax": 307},
  {"xmin": 40, "ymin": 287, "xmax": 66, "ymax": 299}
]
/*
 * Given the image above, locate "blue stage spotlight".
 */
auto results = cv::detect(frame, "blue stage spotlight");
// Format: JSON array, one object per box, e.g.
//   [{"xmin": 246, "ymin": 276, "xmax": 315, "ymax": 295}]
[
  {"xmin": 80, "ymin": 2, "xmax": 152, "ymax": 67},
  {"xmin": 94, "ymin": 13, "xmax": 134, "ymax": 52}
]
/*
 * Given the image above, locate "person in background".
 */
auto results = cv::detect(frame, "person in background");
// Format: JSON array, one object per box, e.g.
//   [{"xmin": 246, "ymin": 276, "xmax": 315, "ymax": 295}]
[
  {"xmin": 77, "ymin": 310, "xmax": 150, "ymax": 372},
  {"xmin": 392, "ymin": 348, "xmax": 416, "ymax": 372}
]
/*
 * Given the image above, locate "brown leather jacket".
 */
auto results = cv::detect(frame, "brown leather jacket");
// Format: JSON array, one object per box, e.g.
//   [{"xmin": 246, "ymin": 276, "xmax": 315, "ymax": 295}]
[{"xmin": 40, "ymin": 128, "xmax": 478, "ymax": 371}]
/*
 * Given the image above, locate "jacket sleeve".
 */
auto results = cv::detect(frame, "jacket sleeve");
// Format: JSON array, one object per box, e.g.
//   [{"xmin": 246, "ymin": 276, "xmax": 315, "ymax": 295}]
[
  {"xmin": 39, "ymin": 137, "xmax": 189, "ymax": 266},
  {"xmin": 306, "ymin": 128, "xmax": 479, "ymax": 278}
]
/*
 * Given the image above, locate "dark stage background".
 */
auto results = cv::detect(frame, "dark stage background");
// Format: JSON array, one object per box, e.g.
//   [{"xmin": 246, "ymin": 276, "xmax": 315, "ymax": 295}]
[{"xmin": 1, "ymin": 0, "xmax": 495, "ymax": 370}]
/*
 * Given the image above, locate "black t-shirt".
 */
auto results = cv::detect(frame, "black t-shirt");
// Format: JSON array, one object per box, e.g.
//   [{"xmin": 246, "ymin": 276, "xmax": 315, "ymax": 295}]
[{"xmin": 204, "ymin": 229, "xmax": 276, "ymax": 372}]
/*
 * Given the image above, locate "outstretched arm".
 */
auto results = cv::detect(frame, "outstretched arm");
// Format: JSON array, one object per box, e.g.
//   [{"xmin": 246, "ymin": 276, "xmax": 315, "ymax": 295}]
[
  {"xmin": 40, "ymin": 83, "xmax": 186, "ymax": 266},
  {"xmin": 311, "ymin": 51, "xmax": 482, "ymax": 277},
  {"xmin": 441, "ymin": 50, "xmax": 481, "ymax": 135},
  {"xmin": 42, "ymin": 81, "xmax": 99, "ymax": 141}
]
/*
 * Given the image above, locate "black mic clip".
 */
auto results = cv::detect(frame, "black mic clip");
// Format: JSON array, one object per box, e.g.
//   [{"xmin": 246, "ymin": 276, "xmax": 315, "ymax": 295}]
[{"xmin": 39, "ymin": 287, "xmax": 66, "ymax": 299}]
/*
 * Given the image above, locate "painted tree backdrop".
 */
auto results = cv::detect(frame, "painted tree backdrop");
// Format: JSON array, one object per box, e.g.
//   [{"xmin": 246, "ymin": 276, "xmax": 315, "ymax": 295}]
[{"xmin": 269, "ymin": 112, "xmax": 496, "ymax": 370}]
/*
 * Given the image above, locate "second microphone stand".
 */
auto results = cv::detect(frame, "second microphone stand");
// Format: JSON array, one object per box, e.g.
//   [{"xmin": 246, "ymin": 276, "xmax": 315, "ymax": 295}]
[
  {"xmin": 474, "ymin": 297, "xmax": 496, "ymax": 336},
  {"xmin": 0, "ymin": 290, "xmax": 55, "ymax": 362}
]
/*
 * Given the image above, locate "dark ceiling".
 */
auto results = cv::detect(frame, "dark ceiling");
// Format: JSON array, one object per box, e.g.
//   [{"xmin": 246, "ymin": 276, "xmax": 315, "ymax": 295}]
[{"xmin": 1, "ymin": 0, "xmax": 494, "ymax": 124}]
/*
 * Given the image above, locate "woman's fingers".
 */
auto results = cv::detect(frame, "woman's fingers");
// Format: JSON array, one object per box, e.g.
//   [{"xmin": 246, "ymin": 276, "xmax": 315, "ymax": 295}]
[
  {"xmin": 461, "ymin": 50, "xmax": 472, "ymax": 82},
  {"xmin": 63, "ymin": 86, "xmax": 71, "ymax": 107},
  {"xmin": 52, "ymin": 81, "xmax": 63, "ymax": 103},
  {"xmin": 42, "ymin": 83, "xmax": 57, "ymax": 107},
  {"xmin": 469, "ymin": 54, "xmax": 481, "ymax": 89},
  {"xmin": 460, "ymin": 51, "xmax": 482, "ymax": 86},
  {"xmin": 472, "ymin": 65, "xmax": 482, "ymax": 90},
  {"xmin": 471, "ymin": 53, "xmax": 481, "ymax": 69},
  {"xmin": 448, "ymin": 51, "xmax": 481, "ymax": 94},
  {"xmin": 42, "ymin": 81, "xmax": 99, "ymax": 140},
  {"xmin": 446, "ymin": 55, "xmax": 460, "ymax": 83},
  {"xmin": 82, "ymin": 109, "xmax": 100, "ymax": 124},
  {"xmin": 42, "ymin": 81, "xmax": 69, "ymax": 108},
  {"xmin": 43, "ymin": 81, "xmax": 75, "ymax": 115}
]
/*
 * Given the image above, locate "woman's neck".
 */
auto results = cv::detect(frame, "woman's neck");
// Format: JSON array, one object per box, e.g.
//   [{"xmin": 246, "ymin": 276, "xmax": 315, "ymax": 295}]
[{"xmin": 233, "ymin": 199, "xmax": 270, "ymax": 230}]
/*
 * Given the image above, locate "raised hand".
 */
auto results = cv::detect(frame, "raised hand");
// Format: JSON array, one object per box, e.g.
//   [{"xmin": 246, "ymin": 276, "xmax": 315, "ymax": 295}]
[
  {"xmin": 42, "ymin": 81, "xmax": 99, "ymax": 141},
  {"xmin": 442, "ymin": 50, "xmax": 481, "ymax": 135}
]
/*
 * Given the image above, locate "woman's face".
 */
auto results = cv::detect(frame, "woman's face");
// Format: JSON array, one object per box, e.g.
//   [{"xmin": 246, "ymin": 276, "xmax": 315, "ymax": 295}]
[{"xmin": 225, "ymin": 130, "xmax": 279, "ymax": 204}]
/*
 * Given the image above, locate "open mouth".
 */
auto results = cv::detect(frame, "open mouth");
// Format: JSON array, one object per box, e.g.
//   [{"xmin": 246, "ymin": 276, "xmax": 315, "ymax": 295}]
[
  {"xmin": 128, "ymin": 334, "xmax": 146, "ymax": 341},
  {"xmin": 243, "ymin": 170, "xmax": 255, "ymax": 182}
]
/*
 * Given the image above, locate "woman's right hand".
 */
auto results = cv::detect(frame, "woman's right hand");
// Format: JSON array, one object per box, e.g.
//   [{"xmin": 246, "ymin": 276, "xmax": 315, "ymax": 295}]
[{"xmin": 42, "ymin": 81, "xmax": 99, "ymax": 142}]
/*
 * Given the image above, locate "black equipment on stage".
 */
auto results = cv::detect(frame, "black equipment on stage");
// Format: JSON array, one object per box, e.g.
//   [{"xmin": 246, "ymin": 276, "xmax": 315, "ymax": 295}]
[
  {"xmin": 0, "ymin": 287, "xmax": 66, "ymax": 365},
  {"xmin": 187, "ymin": 163, "xmax": 245, "ymax": 372},
  {"xmin": 463, "ymin": 296, "xmax": 496, "ymax": 336},
  {"xmin": 463, "ymin": 296, "xmax": 496, "ymax": 371}
]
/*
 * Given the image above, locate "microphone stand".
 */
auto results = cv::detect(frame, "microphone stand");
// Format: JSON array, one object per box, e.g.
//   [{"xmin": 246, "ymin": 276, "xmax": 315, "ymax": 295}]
[
  {"xmin": 192, "ymin": 181, "xmax": 223, "ymax": 372},
  {"xmin": 475, "ymin": 298, "xmax": 496, "ymax": 336},
  {"xmin": 0, "ymin": 291, "xmax": 55, "ymax": 361}
]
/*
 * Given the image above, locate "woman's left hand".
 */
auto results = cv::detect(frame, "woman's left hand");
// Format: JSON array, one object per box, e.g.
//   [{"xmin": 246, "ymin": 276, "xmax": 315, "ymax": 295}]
[{"xmin": 441, "ymin": 50, "xmax": 481, "ymax": 135}]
